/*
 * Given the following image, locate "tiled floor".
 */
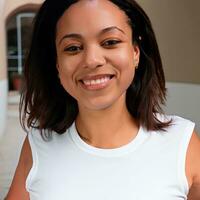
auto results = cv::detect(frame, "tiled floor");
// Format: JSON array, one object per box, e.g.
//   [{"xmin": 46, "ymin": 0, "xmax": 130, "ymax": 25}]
[{"xmin": 0, "ymin": 108, "xmax": 26, "ymax": 199}]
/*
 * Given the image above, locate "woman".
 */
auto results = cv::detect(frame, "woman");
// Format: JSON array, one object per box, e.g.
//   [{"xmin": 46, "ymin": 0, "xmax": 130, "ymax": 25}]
[{"xmin": 6, "ymin": 0, "xmax": 200, "ymax": 199}]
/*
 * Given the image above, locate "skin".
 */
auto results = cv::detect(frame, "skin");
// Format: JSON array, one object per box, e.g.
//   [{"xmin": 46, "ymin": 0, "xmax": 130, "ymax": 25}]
[{"xmin": 5, "ymin": 0, "xmax": 200, "ymax": 199}]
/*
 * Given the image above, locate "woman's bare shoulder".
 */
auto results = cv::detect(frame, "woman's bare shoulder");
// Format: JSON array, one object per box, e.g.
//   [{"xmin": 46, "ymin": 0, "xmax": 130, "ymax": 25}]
[
  {"xmin": 186, "ymin": 131, "xmax": 200, "ymax": 200},
  {"xmin": 5, "ymin": 136, "xmax": 32, "ymax": 200}
]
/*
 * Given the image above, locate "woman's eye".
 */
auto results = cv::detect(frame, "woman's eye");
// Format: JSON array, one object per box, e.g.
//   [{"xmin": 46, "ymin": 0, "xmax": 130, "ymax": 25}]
[
  {"xmin": 102, "ymin": 40, "xmax": 121, "ymax": 47},
  {"xmin": 64, "ymin": 45, "xmax": 82, "ymax": 53}
]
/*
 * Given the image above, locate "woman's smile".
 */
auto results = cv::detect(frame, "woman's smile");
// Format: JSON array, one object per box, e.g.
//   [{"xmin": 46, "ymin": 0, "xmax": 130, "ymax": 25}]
[{"xmin": 79, "ymin": 74, "xmax": 115, "ymax": 91}]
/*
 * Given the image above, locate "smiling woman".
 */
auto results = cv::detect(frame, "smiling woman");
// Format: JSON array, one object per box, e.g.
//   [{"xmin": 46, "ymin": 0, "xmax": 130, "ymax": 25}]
[
  {"xmin": 5, "ymin": 0, "xmax": 200, "ymax": 200},
  {"xmin": 55, "ymin": 1, "xmax": 140, "ymax": 111}
]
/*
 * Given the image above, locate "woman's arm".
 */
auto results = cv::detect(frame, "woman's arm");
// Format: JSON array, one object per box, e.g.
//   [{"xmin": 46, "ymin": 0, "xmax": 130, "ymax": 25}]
[
  {"xmin": 5, "ymin": 136, "xmax": 32, "ymax": 200},
  {"xmin": 187, "ymin": 131, "xmax": 200, "ymax": 200}
]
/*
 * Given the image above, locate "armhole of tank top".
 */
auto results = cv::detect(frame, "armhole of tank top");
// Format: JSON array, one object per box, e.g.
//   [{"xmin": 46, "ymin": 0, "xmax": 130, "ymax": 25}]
[
  {"xmin": 177, "ymin": 120, "xmax": 195, "ymax": 195},
  {"xmin": 25, "ymin": 128, "xmax": 39, "ymax": 192}
]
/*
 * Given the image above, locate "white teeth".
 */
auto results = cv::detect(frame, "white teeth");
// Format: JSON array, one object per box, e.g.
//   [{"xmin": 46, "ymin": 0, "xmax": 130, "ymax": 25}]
[
  {"xmin": 91, "ymin": 80, "xmax": 95, "ymax": 85},
  {"xmin": 84, "ymin": 80, "xmax": 90, "ymax": 85},
  {"xmin": 96, "ymin": 79, "xmax": 101, "ymax": 84},
  {"xmin": 83, "ymin": 76, "xmax": 111, "ymax": 86}
]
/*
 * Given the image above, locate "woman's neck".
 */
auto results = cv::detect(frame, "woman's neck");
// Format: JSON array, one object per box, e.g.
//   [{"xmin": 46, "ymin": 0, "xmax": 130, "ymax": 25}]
[{"xmin": 75, "ymin": 95, "xmax": 139, "ymax": 148}]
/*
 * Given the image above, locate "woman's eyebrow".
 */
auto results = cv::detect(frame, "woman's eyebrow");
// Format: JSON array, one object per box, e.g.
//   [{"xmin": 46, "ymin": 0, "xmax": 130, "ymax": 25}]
[
  {"xmin": 59, "ymin": 33, "xmax": 82, "ymax": 45},
  {"xmin": 58, "ymin": 26, "xmax": 125, "ymax": 45},
  {"xmin": 100, "ymin": 26, "xmax": 125, "ymax": 36}
]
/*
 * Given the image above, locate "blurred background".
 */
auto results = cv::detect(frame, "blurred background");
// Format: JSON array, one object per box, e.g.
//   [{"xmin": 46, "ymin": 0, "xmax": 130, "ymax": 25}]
[{"xmin": 0, "ymin": 0, "xmax": 199, "ymax": 199}]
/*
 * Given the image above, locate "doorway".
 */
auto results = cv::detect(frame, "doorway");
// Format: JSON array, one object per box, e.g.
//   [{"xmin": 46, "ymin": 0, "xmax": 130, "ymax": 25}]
[{"xmin": 6, "ymin": 12, "xmax": 35, "ymax": 91}]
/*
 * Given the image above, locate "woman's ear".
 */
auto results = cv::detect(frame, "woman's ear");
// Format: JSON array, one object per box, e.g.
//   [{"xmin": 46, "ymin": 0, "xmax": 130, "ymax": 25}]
[
  {"xmin": 133, "ymin": 45, "xmax": 140, "ymax": 67},
  {"xmin": 56, "ymin": 62, "xmax": 59, "ymax": 70},
  {"xmin": 56, "ymin": 63, "xmax": 60, "ymax": 79}
]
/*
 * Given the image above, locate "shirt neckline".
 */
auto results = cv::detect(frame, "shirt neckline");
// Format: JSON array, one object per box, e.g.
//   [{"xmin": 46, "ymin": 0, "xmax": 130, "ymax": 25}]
[{"xmin": 68, "ymin": 121, "xmax": 148, "ymax": 157}]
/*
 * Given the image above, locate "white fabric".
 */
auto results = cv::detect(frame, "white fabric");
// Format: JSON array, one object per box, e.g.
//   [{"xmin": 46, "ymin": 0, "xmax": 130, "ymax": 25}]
[{"xmin": 26, "ymin": 115, "xmax": 195, "ymax": 200}]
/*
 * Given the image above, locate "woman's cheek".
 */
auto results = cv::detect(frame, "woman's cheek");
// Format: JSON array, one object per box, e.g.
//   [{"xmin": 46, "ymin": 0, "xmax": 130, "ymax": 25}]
[
  {"xmin": 58, "ymin": 57, "xmax": 75, "ymax": 76},
  {"xmin": 112, "ymin": 52, "xmax": 133, "ymax": 71},
  {"xmin": 58, "ymin": 63, "xmax": 78, "ymax": 93}
]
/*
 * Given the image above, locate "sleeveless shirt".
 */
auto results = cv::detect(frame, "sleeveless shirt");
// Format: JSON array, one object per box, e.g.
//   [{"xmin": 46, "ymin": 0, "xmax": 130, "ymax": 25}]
[{"xmin": 26, "ymin": 115, "xmax": 195, "ymax": 200}]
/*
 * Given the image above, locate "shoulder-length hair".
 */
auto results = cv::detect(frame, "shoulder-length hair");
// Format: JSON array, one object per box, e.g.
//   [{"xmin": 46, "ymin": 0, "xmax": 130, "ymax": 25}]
[{"xmin": 20, "ymin": 0, "xmax": 171, "ymax": 137}]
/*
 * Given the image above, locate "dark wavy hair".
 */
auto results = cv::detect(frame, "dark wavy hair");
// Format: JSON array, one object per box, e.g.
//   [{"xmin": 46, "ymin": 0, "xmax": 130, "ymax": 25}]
[{"xmin": 20, "ymin": 0, "xmax": 171, "ymax": 137}]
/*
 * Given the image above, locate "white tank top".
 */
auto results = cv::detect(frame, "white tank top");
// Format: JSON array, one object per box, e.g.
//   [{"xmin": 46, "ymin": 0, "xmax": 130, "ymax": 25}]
[{"xmin": 26, "ymin": 115, "xmax": 195, "ymax": 200}]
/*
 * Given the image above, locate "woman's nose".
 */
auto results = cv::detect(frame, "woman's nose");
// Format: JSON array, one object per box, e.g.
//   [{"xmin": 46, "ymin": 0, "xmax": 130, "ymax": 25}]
[{"xmin": 82, "ymin": 45, "xmax": 106, "ymax": 69}]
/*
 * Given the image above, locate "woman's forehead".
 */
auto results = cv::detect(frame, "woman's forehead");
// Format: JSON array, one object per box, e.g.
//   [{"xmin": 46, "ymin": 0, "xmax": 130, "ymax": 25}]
[
  {"xmin": 60, "ymin": 0, "xmax": 127, "ymax": 21},
  {"xmin": 56, "ymin": 0, "xmax": 130, "ymax": 32}
]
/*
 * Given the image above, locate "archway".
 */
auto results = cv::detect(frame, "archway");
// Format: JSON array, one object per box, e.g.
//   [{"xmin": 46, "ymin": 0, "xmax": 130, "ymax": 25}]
[{"xmin": 6, "ymin": 6, "xmax": 37, "ymax": 91}]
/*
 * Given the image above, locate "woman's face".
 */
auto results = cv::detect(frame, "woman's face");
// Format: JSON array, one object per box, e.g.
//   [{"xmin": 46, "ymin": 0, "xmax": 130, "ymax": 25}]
[{"xmin": 56, "ymin": 0, "xmax": 140, "ymax": 111}]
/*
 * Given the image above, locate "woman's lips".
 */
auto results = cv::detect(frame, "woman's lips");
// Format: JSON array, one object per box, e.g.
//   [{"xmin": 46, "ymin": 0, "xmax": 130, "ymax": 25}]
[{"xmin": 80, "ymin": 75, "xmax": 115, "ymax": 91}]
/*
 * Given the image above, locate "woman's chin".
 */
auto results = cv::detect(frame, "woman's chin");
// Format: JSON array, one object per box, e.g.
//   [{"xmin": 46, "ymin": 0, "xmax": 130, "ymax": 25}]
[
  {"xmin": 78, "ymin": 94, "xmax": 126, "ymax": 112},
  {"xmin": 82, "ymin": 103, "xmax": 113, "ymax": 111}
]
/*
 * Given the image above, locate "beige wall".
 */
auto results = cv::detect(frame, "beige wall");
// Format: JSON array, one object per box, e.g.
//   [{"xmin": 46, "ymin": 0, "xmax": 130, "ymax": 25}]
[
  {"xmin": 3, "ymin": 0, "xmax": 43, "ymax": 19},
  {"xmin": 138, "ymin": 0, "xmax": 200, "ymax": 84}
]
